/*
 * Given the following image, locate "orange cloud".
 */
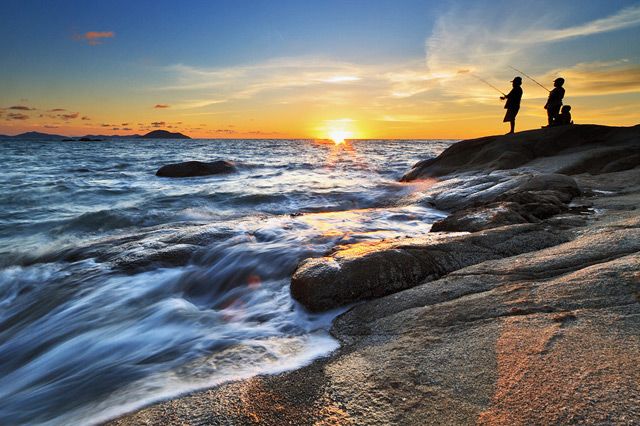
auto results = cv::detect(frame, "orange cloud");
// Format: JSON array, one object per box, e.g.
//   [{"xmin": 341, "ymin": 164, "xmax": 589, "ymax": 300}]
[
  {"xmin": 75, "ymin": 31, "xmax": 115, "ymax": 45},
  {"xmin": 154, "ymin": 104, "xmax": 170, "ymax": 108},
  {"xmin": 9, "ymin": 105, "xmax": 35, "ymax": 111}
]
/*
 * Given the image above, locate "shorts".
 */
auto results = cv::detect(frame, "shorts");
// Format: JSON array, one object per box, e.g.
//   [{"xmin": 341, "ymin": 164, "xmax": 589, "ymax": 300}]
[{"xmin": 503, "ymin": 107, "xmax": 519, "ymax": 122}]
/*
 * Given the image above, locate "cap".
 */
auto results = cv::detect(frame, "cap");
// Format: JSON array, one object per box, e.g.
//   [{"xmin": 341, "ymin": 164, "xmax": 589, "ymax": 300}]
[
  {"xmin": 554, "ymin": 77, "xmax": 565, "ymax": 84},
  {"xmin": 511, "ymin": 76, "xmax": 522, "ymax": 83}
]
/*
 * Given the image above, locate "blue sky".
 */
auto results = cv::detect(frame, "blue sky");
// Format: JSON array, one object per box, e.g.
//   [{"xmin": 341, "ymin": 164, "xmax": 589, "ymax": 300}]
[{"xmin": 1, "ymin": 0, "xmax": 639, "ymax": 137}]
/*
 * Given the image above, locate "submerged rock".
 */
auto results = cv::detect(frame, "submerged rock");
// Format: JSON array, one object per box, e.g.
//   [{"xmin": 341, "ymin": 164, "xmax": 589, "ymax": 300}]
[{"xmin": 156, "ymin": 160, "xmax": 236, "ymax": 178}]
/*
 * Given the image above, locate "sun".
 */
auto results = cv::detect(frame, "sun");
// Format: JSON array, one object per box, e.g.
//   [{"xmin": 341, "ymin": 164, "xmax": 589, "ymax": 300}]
[
  {"xmin": 328, "ymin": 129, "xmax": 351, "ymax": 145},
  {"xmin": 322, "ymin": 119, "xmax": 357, "ymax": 144}
]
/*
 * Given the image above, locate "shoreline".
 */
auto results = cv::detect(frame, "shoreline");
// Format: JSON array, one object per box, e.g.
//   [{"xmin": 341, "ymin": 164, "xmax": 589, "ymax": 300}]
[{"xmin": 109, "ymin": 124, "xmax": 640, "ymax": 425}]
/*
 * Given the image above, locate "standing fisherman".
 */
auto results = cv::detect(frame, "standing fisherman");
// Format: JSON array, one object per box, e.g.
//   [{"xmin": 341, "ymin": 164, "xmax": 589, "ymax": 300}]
[
  {"xmin": 501, "ymin": 76, "xmax": 523, "ymax": 134},
  {"xmin": 544, "ymin": 77, "xmax": 565, "ymax": 126}
]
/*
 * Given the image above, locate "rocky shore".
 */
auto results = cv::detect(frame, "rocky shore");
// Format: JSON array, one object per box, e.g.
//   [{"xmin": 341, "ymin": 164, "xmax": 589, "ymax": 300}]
[{"xmin": 110, "ymin": 124, "xmax": 640, "ymax": 425}]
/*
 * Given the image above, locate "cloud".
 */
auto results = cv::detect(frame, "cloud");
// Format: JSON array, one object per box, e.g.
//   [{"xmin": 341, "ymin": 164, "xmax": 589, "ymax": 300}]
[
  {"xmin": 8, "ymin": 105, "xmax": 35, "ymax": 111},
  {"xmin": 49, "ymin": 108, "xmax": 66, "ymax": 112},
  {"xmin": 101, "ymin": 123, "xmax": 112, "ymax": 127},
  {"xmin": 151, "ymin": 121, "xmax": 166, "ymax": 127},
  {"xmin": 154, "ymin": 104, "xmax": 170, "ymax": 108},
  {"xmin": 74, "ymin": 31, "xmax": 115, "ymax": 46},
  {"xmin": 544, "ymin": 61, "xmax": 640, "ymax": 97},
  {"xmin": 82, "ymin": 116, "xmax": 91, "ymax": 120},
  {"xmin": 527, "ymin": 4, "xmax": 640, "ymax": 43},
  {"xmin": 7, "ymin": 112, "xmax": 29, "ymax": 120},
  {"xmin": 44, "ymin": 125, "xmax": 59, "ymax": 129},
  {"xmin": 61, "ymin": 112, "xmax": 79, "ymax": 120}
]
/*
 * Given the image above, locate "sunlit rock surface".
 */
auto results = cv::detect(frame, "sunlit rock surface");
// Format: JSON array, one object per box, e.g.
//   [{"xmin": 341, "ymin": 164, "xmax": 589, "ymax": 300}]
[{"xmin": 291, "ymin": 225, "xmax": 568, "ymax": 311}]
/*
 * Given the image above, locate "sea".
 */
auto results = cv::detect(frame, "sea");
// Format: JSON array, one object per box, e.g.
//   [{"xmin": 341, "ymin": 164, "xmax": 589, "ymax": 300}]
[{"xmin": 0, "ymin": 137, "xmax": 452, "ymax": 425}]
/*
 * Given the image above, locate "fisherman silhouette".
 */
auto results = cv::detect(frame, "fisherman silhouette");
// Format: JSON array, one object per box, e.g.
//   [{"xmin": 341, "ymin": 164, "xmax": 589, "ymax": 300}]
[
  {"xmin": 501, "ymin": 76, "xmax": 523, "ymax": 134},
  {"xmin": 544, "ymin": 77, "xmax": 565, "ymax": 126},
  {"xmin": 554, "ymin": 105, "xmax": 572, "ymax": 126}
]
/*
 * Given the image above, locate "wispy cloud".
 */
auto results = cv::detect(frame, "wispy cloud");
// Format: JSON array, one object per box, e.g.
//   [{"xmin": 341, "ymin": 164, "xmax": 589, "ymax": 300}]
[
  {"xmin": 529, "ymin": 4, "xmax": 640, "ymax": 43},
  {"xmin": 7, "ymin": 112, "xmax": 29, "ymax": 120},
  {"xmin": 151, "ymin": 121, "xmax": 166, "ymax": 127},
  {"xmin": 74, "ymin": 31, "xmax": 115, "ymax": 46},
  {"xmin": 60, "ymin": 112, "xmax": 79, "ymax": 120},
  {"xmin": 156, "ymin": 56, "xmax": 440, "ymax": 119},
  {"xmin": 154, "ymin": 104, "xmax": 170, "ymax": 108},
  {"xmin": 8, "ymin": 105, "xmax": 35, "ymax": 111}
]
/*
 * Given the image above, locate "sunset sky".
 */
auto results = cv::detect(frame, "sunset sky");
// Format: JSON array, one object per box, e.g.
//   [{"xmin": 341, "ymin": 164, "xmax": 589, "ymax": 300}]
[{"xmin": 1, "ymin": 0, "xmax": 639, "ymax": 139}]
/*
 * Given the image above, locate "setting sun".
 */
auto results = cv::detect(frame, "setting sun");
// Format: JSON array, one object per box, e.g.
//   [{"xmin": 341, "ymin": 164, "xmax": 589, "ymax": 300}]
[
  {"xmin": 328, "ymin": 129, "xmax": 351, "ymax": 144},
  {"xmin": 321, "ymin": 118, "xmax": 359, "ymax": 144}
]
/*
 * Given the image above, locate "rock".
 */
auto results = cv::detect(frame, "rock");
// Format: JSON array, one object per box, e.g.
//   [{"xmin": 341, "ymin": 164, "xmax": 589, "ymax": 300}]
[
  {"xmin": 156, "ymin": 160, "xmax": 236, "ymax": 178},
  {"xmin": 424, "ymin": 173, "xmax": 581, "ymax": 232},
  {"xmin": 512, "ymin": 173, "xmax": 581, "ymax": 200},
  {"xmin": 140, "ymin": 130, "xmax": 191, "ymax": 139},
  {"xmin": 291, "ymin": 224, "xmax": 568, "ymax": 311},
  {"xmin": 401, "ymin": 124, "xmax": 640, "ymax": 181},
  {"xmin": 430, "ymin": 202, "xmax": 532, "ymax": 232}
]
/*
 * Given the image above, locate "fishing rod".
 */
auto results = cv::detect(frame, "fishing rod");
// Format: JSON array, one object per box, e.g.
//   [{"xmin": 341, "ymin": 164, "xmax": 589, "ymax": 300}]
[
  {"xmin": 509, "ymin": 66, "xmax": 550, "ymax": 92},
  {"xmin": 458, "ymin": 69, "xmax": 506, "ymax": 96},
  {"xmin": 474, "ymin": 75, "xmax": 506, "ymax": 96}
]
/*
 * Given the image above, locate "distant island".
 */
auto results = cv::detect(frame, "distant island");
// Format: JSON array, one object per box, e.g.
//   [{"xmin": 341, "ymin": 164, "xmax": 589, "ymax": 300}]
[
  {"xmin": 0, "ymin": 129, "xmax": 190, "ymax": 140},
  {"xmin": 139, "ymin": 130, "xmax": 191, "ymax": 139}
]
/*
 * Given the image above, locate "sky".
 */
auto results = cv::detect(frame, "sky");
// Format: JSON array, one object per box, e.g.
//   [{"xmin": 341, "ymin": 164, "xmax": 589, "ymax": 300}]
[{"xmin": 1, "ymin": 0, "xmax": 639, "ymax": 139}]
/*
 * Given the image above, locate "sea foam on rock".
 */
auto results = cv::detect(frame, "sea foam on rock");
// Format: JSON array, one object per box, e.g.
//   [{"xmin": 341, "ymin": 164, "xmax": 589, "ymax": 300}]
[{"xmin": 156, "ymin": 160, "xmax": 236, "ymax": 178}]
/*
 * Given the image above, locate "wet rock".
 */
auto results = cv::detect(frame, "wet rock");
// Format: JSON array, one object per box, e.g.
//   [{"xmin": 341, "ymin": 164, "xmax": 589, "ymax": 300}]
[
  {"xmin": 427, "ymin": 173, "xmax": 581, "ymax": 232},
  {"xmin": 430, "ymin": 202, "xmax": 531, "ymax": 232},
  {"xmin": 291, "ymin": 224, "xmax": 568, "ymax": 311},
  {"xmin": 156, "ymin": 160, "xmax": 236, "ymax": 178},
  {"xmin": 111, "ymin": 244, "xmax": 198, "ymax": 272}
]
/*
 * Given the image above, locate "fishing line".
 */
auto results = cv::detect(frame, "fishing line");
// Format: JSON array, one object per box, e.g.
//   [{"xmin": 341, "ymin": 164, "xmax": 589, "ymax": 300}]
[
  {"xmin": 457, "ymin": 69, "xmax": 505, "ymax": 96},
  {"xmin": 509, "ymin": 66, "xmax": 550, "ymax": 92}
]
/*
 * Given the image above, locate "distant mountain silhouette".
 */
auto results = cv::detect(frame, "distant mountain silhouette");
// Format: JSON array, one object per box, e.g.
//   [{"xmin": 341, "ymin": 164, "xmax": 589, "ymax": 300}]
[
  {"xmin": 140, "ymin": 130, "xmax": 191, "ymax": 139},
  {"xmin": 10, "ymin": 131, "xmax": 67, "ymax": 140},
  {"xmin": 80, "ymin": 134, "xmax": 141, "ymax": 140},
  {"xmin": 0, "ymin": 129, "xmax": 191, "ymax": 140}
]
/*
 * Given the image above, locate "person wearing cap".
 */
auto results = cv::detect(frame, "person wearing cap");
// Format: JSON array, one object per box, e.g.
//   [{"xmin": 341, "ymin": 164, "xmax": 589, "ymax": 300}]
[
  {"xmin": 501, "ymin": 76, "xmax": 523, "ymax": 134},
  {"xmin": 544, "ymin": 77, "xmax": 565, "ymax": 126}
]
